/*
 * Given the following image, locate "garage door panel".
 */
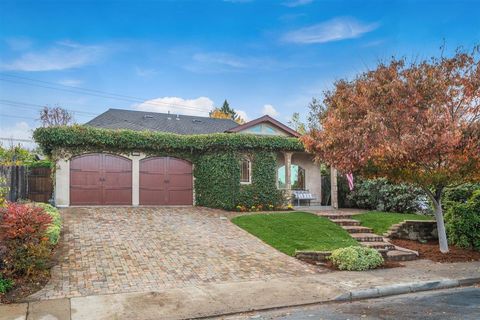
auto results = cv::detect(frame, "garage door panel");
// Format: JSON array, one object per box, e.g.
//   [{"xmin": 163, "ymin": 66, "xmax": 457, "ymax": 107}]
[
  {"xmin": 70, "ymin": 172, "xmax": 101, "ymax": 188},
  {"xmin": 167, "ymin": 161, "xmax": 192, "ymax": 174},
  {"xmin": 168, "ymin": 190, "xmax": 193, "ymax": 205},
  {"xmin": 140, "ymin": 173, "xmax": 166, "ymax": 189},
  {"xmin": 104, "ymin": 172, "xmax": 132, "ymax": 187},
  {"xmin": 70, "ymin": 189, "xmax": 102, "ymax": 205},
  {"xmin": 139, "ymin": 190, "xmax": 166, "ymax": 205},
  {"xmin": 168, "ymin": 174, "xmax": 193, "ymax": 189},
  {"xmin": 70, "ymin": 154, "xmax": 101, "ymax": 171},
  {"xmin": 141, "ymin": 158, "xmax": 166, "ymax": 173},
  {"xmin": 70, "ymin": 153, "xmax": 132, "ymax": 206},
  {"xmin": 139, "ymin": 157, "xmax": 192, "ymax": 205},
  {"xmin": 104, "ymin": 189, "xmax": 132, "ymax": 205}
]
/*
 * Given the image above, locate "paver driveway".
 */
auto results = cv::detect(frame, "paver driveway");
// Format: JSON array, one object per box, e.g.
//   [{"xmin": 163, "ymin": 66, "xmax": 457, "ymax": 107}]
[{"xmin": 30, "ymin": 207, "xmax": 320, "ymax": 300}]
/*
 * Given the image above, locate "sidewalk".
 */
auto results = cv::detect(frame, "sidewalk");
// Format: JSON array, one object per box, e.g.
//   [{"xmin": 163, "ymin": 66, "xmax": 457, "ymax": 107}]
[{"xmin": 2, "ymin": 260, "xmax": 479, "ymax": 320}]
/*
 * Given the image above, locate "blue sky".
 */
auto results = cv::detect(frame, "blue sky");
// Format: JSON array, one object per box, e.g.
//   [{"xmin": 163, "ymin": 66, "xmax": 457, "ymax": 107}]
[{"xmin": 1, "ymin": 0, "xmax": 479, "ymax": 147}]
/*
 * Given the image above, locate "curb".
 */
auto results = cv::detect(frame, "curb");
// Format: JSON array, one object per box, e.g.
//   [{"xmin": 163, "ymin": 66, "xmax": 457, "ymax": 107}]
[{"xmin": 333, "ymin": 277, "xmax": 480, "ymax": 301}]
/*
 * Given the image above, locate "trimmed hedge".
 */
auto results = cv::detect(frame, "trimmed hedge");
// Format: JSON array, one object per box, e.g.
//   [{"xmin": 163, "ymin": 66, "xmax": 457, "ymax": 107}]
[{"xmin": 33, "ymin": 125, "xmax": 304, "ymax": 156}]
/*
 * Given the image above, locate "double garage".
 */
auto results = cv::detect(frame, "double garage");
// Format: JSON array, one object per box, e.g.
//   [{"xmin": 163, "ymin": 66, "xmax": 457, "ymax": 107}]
[{"xmin": 68, "ymin": 153, "xmax": 193, "ymax": 206}]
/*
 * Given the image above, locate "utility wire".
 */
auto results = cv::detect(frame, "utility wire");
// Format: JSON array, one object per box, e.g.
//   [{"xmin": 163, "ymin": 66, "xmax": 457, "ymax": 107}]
[
  {"xmin": 0, "ymin": 73, "xmax": 215, "ymax": 113},
  {"xmin": 0, "ymin": 100, "xmax": 99, "ymax": 117}
]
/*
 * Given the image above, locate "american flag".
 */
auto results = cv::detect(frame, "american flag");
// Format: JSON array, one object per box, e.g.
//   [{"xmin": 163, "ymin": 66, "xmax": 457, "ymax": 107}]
[{"xmin": 346, "ymin": 173, "xmax": 354, "ymax": 191}]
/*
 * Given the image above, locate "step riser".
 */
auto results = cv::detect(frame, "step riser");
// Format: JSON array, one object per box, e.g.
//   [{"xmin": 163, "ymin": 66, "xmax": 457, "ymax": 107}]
[
  {"xmin": 322, "ymin": 215, "xmax": 353, "ymax": 220},
  {"xmin": 353, "ymin": 236, "xmax": 384, "ymax": 242},
  {"xmin": 365, "ymin": 244, "xmax": 396, "ymax": 250},
  {"xmin": 385, "ymin": 254, "xmax": 418, "ymax": 262},
  {"xmin": 345, "ymin": 228, "xmax": 372, "ymax": 234},
  {"xmin": 334, "ymin": 221, "xmax": 360, "ymax": 226}
]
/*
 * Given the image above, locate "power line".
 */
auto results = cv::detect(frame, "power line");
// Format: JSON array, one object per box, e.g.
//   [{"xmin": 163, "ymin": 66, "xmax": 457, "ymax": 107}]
[
  {"xmin": 0, "ymin": 137, "xmax": 35, "ymax": 143},
  {"xmin": 0, "ymin": 73, "xmax": 215, "ymax": 113},
  {"xmin": 0, "ymin": 113, "xmax": 38, "ymax": 120},
  {"xmin": 0, "ymin": 100, "xmax": 99, "ymax": 117}
]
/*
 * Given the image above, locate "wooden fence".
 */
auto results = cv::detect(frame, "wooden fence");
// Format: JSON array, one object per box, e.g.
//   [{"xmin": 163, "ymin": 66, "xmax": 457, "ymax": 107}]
[{"xmin": 0, "ymin": 166, "xmax": 53, "ymax": 203}]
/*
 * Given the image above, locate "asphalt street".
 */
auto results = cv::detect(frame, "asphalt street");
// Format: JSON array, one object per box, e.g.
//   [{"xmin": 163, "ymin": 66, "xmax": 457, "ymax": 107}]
[{"xmin": 219, "ymin": 286, "xmax": 480, "ymax": 320}]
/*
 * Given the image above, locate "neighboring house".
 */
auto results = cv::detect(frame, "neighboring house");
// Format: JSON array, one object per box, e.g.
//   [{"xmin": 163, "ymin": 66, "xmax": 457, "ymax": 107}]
[{"xmin": 52, "ymin": 108, "xmax": 339, "ymax": 208}]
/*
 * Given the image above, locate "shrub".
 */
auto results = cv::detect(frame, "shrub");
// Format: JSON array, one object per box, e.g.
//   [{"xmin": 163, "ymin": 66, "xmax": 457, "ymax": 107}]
[
  {"xmin": 443, "ymin": 183, "xmax": 480, "ymax": 211},
  {"xmin": 329, "ymin": 246, "xmax": 384, "ymax": 271},
  {"xmin": 0, "ymin": 202, "xmax": 53, "ymax": 276},
  {"xmin": 0, "ymin": 177, "xmax": 7, "ymax": 208},
  {"xmin": 445, "ymin": 191, "xmax": 480, "ymax": 251},
  {"xmin": 347, "ymin": 178, "xmax": 426, "ymax": 213},
  {"xmin": 33, "ymin": 203, "xmax": 62, "ymax": 245},
  {"xmin": 0, "ymin": 275, "xmax": 14, "ymax": 294}
]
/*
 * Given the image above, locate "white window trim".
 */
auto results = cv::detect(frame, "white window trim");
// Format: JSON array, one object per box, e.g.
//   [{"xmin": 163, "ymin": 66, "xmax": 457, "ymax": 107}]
[{"xmin": 240, "ymin": 157, "xmax": 252, "ymax": 185}]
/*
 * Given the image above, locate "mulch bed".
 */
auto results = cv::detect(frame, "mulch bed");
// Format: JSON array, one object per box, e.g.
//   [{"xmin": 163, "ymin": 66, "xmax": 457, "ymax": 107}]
[
  {"xmin": 1, "ymin": 271, "xmax": 50, "ymax": 304},
  {"xmin": 390, "ymin": 239, "xmax": 480, "ymax": 263}
]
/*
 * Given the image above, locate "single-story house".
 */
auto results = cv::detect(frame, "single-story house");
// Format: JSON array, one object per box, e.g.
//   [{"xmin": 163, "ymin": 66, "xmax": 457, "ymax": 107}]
[{"xmin": 39, "ymin": 108, "xmax": 339, "ymax": 208}]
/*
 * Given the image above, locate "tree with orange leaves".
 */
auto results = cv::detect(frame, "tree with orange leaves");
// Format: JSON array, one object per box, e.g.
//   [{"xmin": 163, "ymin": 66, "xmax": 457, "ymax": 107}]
[{"xmin": 302, "ymin": 47, "xmax": 480, "ymax": 253}]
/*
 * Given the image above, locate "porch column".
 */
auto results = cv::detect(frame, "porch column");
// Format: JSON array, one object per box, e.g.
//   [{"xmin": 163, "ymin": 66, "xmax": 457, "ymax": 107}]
[
  {"xmin": 330, "ymin": 166, "xmax": 338, "ymax": 209},
  {"xmin": 284, "ymin": 152, "xmax": 293, "ymax": 202}
]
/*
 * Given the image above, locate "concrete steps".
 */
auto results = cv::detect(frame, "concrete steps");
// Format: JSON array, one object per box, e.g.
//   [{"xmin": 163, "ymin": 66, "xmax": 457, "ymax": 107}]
[{"xmin": 321, "ymin": 213, "xmax": 419, "ymax": 262}]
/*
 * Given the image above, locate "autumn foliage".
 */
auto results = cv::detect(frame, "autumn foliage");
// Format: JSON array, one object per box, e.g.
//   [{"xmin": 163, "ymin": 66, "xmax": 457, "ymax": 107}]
[
  {"xmin": 0, "ymin": 203, "xmax": 53, "ymax": 276},
  {"xmin": 303, "ymin": 46, "xmax": 480, "ymax": 252}
]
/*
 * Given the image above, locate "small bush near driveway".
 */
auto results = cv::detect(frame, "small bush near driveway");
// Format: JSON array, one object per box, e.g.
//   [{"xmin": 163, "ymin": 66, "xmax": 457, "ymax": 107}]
[
  {"xmin": 232, "ymin": 212, "xmax": 358, "ymax": 256},
  {"xmin": 352, "ymin": 211, "xmax": 432, "ymax": 235},
  {"xmin": 329, "ymin": 246, "xmax": 384, "ymax": 271}
]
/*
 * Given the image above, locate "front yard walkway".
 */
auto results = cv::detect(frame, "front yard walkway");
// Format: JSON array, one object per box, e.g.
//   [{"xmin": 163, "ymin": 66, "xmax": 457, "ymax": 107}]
[{"xmin": 29, "ymin": 207, "xmax": 319, "ymax": 300}]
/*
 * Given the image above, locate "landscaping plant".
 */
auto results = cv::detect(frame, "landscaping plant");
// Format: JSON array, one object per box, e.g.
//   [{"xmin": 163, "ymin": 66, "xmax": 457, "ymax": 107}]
[
  {"xmin": 347, "ymin": 178, "xmax": 426, "ymax": 213},
  {"xmin": 0, "ymin": 275, "xmax": 14, "ymax": 294},
  {"xmin": 0, "ymin": 202, "xmax": 53, "ymax": 276},
  {"xmin": 329, "ymin": 246, "xmax": 384, "ymax": 271},
  {"xmin": 303, "ymin": 46, "xmax": 480, "ymax": 253},
  {"xmin": 445, "ymin": 190, "xmax": 480, "ymax": 251}
]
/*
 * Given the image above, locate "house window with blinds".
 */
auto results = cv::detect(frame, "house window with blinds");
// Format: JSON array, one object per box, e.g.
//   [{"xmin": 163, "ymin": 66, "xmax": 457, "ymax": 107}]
[{"xmin": 240, "ymin": 157, "xmax": 251, "ymax": 184}]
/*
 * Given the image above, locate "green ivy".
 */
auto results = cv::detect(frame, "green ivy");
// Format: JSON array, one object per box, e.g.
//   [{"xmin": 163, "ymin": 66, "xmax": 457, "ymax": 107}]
[
  {"xmin": 33, "ymin": 125, "xmax": 304, "ymax": 156},
  {"xmin": 194, "ymin": 152, "xmax": 240, "ymax": 210},
  {"xmin": 237, "ymin": 151, "xmax": 284, "ymax": 209}
]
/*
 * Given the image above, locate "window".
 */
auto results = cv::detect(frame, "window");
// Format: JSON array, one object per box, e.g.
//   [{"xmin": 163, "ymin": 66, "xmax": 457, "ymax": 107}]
[
  {"xmin": 240, "ymin": 157, "xmax": 251, "ymax": 184},
  {"xmin": 277, "ymin": 165, "xmax": 306, "ymax": 190}
]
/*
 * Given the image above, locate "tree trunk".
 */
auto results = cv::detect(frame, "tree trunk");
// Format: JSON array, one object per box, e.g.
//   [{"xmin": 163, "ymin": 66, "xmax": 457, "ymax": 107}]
[
  {"xmin": 433, "ymin": 199, "xmax": 449, "ymax": 253},
  {"xmin": 424, "ymin": 187, "xmax": 449, "ymax": 253}
]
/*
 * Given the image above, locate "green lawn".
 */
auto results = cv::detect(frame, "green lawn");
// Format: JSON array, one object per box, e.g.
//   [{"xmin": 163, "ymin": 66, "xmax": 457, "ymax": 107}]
[
  {"xmin": 352, "ymin": 211, "xmax": 434, "ymax": 235},
  {"xmin": 231, "ymin": 212, "xmax": 358, "ymax": 256}
]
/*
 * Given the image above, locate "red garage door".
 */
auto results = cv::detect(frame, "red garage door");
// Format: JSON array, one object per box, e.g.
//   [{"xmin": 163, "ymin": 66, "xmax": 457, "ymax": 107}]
[
  {"xmin": 140, "ymin": 157, "xmax": 193, "ymax": 205},
  {"xmin": 70, "ymin": 153, "xmax": 132, "ymax": 205}
]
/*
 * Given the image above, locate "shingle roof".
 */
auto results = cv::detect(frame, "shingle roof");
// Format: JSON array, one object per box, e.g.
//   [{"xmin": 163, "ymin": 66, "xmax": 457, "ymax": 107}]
[{"xmin": 85, "ymin": 109, "xmax": 239, "ymax": 135}]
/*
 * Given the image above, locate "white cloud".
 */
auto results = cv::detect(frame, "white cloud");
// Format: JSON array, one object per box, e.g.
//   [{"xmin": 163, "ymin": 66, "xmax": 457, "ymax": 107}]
[
  {"xmin": 58, "ymin": 79, "xmax": 83, "ymax": 87},
  {"xmin": 185, "ymin": 52, "xmax": 279, "ymax": 74},
  {"xmin": 1, "ymin": 41, "xmax": 105, "ymax": 71},
  {"xmin": 236, "ymin": 110, "xmax": 249, "ymax": 122},
  {"xmin": 262, "ymin": 104, "xmax": 279, "ymax": 117},
  {"xmin": 283, "ymin": 0, "xmax": 313, "ymax": 7},
  {"xmin": 0, "ymin": 121, "xmax": 37, "ymax": 150},
  {"xmin": 282, "ymin": 17, "xmax": 379, "ymax": 44},
  {"xmin": 134, "ymin": 96, "xmax": 215, "ymax": 117}
]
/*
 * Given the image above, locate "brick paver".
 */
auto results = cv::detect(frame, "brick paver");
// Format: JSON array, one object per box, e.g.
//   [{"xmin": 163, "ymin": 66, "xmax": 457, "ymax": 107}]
[{"xmin": 29, "ymin": 207, "xmax": 320, "ymax": 300}]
